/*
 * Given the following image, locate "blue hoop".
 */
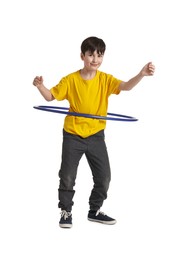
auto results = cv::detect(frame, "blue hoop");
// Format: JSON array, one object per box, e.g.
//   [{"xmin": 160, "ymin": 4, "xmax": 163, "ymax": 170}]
[{"xmin": 33, "ymin": 105, "xmax": 138, "ymax": 122}]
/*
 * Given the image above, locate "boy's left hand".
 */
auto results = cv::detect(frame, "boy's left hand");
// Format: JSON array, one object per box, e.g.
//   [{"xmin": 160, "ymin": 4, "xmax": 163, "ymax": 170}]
[{"xmin": 141, "ymin": 62, "xmax": 155, "ymax": 76}]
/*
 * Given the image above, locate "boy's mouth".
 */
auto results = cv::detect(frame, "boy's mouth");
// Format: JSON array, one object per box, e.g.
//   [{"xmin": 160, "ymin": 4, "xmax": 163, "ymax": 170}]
[{"xmin": 91, "ymin": 63, "xmax": 98, "ymax": 67}]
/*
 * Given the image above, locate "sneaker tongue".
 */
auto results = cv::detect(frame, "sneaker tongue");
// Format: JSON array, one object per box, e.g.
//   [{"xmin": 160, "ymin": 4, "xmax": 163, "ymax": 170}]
[
  {"xmin": 96, "ymin": 210, "xmax": 105, "ymax": 216},
  {"xmin": 61, "ymin": 210, "xmax": 71, "ymax": 219}
]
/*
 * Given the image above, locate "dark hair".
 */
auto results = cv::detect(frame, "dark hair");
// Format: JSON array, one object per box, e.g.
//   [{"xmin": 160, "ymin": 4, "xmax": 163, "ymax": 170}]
[{"xmin": 81, "ymin": 36, "xmax": 106, "ymax": 55}]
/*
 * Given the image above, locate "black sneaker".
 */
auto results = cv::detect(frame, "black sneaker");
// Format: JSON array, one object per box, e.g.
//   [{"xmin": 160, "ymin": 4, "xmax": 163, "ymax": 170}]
[
  {"xmin": 88, "ymin": 210, "xmax": 117, "ymax": 225},
  {"xmin": 59, "ymin": 210, "xmax": 72, "ymax": 228}
]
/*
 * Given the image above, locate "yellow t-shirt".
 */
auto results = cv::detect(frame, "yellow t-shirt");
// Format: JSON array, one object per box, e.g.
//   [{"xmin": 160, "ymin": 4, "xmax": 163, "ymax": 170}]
[{"xmin": 50, "ymin": 70, "xmax": 122, "ymax": 138}]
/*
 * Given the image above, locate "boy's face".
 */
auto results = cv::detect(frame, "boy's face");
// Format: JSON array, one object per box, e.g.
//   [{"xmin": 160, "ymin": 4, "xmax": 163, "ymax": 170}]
[{"xmin": 81, "ymin": 50, "xmax": 104, "ymax": 71}]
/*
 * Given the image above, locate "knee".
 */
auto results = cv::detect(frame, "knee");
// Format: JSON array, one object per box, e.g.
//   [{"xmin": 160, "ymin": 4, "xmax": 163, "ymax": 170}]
[
  {"xmin": 102, "ymin": 175, "xmax": 111, "ymax": 191},
  {"xmin": 94, "ymin": 172, "xmax": 111, "ymax": 190},
  {"xmin": 59, "ymin": 171, "xmax": 76, "ymax": 190}
]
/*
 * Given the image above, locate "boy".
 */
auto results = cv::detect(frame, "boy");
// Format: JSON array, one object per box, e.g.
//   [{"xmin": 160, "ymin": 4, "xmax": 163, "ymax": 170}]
[{"xmin": 33, "ymin": 36, "xmax": 155, "ymax": 228}]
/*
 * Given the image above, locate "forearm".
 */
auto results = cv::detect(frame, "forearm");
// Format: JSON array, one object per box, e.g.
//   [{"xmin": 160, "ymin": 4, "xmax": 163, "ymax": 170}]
[
  {"xmin": 37, "ymin": 84, "xmax": 54, "ymax": 101},
  {"xmin": 119, "ymin": 72, "xmax": 144, "ymax": 91},
  {"xmin": 119, "ymin": 62, "xmax": 155, "ymax": 91}
]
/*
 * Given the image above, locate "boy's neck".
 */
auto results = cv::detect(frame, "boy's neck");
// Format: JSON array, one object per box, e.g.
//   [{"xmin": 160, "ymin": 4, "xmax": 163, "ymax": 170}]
[{"xmin": 80, "ymin": 68, "xmax": 97, "ymax": 80}]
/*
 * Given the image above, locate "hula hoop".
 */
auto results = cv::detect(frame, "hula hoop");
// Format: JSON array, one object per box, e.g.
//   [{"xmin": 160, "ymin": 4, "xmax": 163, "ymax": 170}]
[{"xmin": 33, "ymin": 106, "xmax": 138, "ymax": 122}]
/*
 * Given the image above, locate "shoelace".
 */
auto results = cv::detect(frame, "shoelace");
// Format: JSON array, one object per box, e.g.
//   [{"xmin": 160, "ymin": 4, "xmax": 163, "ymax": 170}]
[
  {"xmin": 96, "ymin": 210, "xmax": 106, "ymax": 216},
  {"xmin": 60, "ymin": 210, "xmax": 72, "ymax": 220}
]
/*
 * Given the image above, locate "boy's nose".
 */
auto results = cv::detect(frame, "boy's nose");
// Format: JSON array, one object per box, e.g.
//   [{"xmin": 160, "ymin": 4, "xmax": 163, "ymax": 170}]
[{"xmin": 92, "ymin": 55, "xmax": 98, "ymax": 62}]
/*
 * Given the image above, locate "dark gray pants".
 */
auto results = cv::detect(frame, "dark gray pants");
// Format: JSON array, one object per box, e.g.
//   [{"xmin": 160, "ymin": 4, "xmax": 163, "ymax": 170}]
[{"xmin": 58, "ymin": 129, "xmax": 111, "ymax": 212}]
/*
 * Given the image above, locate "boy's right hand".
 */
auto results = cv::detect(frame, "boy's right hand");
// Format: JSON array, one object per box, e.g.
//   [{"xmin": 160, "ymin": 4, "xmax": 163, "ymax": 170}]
[{"xmin": 33, "ymin": 76, "xmax": 43, "ymax": 88}]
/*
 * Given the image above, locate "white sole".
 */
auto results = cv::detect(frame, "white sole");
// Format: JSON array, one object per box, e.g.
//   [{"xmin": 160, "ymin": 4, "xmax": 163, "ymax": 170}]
[
  {"xmin": 59, "ymin": 223, "xmax": 72, "ymax": 228},
  {"xmin": 88, "ymin": 218, "xmax": 117, "ymax": 225}
]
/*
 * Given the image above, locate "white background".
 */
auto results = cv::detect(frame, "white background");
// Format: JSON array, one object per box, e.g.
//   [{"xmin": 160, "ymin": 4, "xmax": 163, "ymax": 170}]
[{"xmin": 0, "ymin": 0, "xmax": 172, "ymax": 259}]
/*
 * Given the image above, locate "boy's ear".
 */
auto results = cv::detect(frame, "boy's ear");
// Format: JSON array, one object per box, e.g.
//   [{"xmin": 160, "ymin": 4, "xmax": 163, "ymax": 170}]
[{"xmin": 80, "ymin": 52, "xmax": 84, "ymax": 60}]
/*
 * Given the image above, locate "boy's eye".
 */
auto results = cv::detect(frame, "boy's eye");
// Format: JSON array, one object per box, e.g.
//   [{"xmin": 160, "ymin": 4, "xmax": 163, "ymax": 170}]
[{"xmin": 88, "ymin": 54, "xmax": 103, "ymax": 57}]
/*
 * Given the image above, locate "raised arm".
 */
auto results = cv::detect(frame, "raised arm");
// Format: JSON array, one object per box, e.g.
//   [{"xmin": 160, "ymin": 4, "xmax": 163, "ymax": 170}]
[
  {"xmin": 119, "ymin": 62, "xmax": 155, "ymax": 91},
  {"xmin": 33, "ymin": 76, "xmax": 55, "ymax": 101}
]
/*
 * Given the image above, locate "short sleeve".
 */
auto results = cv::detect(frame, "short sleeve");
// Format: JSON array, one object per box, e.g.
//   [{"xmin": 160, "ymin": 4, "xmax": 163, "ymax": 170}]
[
  {"xmin": 106, "ymin": 74, "xmax": 122, "ymax": 96},
  {"xmin": 50, "ymin": 77, "xmax": 69, "ymax": 101}
]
